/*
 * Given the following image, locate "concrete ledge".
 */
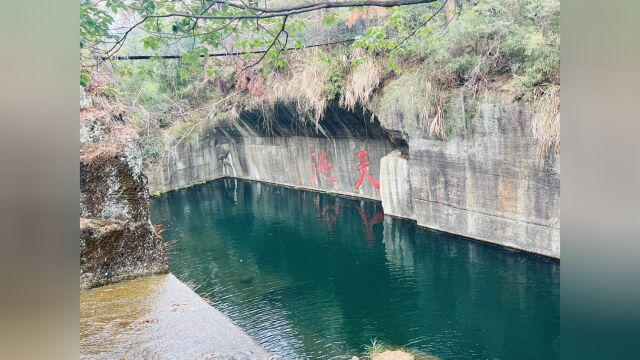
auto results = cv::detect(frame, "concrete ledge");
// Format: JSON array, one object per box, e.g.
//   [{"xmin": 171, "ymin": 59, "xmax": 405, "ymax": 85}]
[
  {"xmin": 414, "ymin": 199, "xmax": 560, "ymax": 258},
  {"xmin": 81, "ymin": 274, "xmax": 275, "ymax": 359}
]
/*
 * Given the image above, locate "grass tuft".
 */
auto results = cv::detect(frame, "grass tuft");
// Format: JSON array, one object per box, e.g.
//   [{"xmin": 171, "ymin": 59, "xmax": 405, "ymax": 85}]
[
  {"xmin": 340, "ymin": 56, "xmax": 382, "ymax": 112},
  {"xmin": 531, "ymin": 84, "xmax": 560, "ymax": 158},
  {"xmin": 363, "ymin": 337, "xmax": 385, "ymax": 357}
]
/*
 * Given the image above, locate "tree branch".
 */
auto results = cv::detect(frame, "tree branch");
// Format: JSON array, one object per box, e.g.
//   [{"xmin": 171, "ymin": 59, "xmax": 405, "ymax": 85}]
[
  {"xmin": 225, "ymin": 0, "xmax": 438, "ymax": 14},
  {"xmin": 241, "ymin": 15, "xmax": 288, "ymax": 70},
  {"xmin": 91, "ymin": 0, "xmax": 439, "ymax": 66},
  {"xmin": 146, "ymin": 0, "xmax": 437, "ymax": 20}
]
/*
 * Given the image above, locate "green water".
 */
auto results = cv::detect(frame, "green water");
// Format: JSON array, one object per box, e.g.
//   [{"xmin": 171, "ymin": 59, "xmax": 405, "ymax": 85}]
[{"xmin": 150, "ymin": 179, "xmax": 559, "ymax": 360}]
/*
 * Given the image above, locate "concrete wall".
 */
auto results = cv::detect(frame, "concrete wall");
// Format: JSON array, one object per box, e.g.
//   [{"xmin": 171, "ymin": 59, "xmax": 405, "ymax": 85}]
[
  {"xmin": 149, "ymin": 102, "xmax": 394, "ymax": 200},
  {"xmin": 379, "ymin": 150, "xmax": 414, "ymax": 219},
  {"xmin": 148, "ymin": 95, "xmax": 560, "ymax": 258},
  {"xmin": 404, "ymin": 93, "xmax": 560, "ymax": 258},
  {"xmin": 149, "ymin": 135, "xmax": 393, "ymax": 200}
]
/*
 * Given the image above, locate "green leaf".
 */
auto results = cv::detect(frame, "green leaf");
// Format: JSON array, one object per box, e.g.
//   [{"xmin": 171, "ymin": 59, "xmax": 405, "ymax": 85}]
[
  {"xmin": 141, "ymin": 0, "xmax": 156, "ymax": 14},
  {"xmin": 80, "ymin": 71, "xmax": 90, "ymax": 88},
  {"xmin": 321, "ymin": 12, "xmax": 338, "ymax": 26},
  {"xmin": 387, "ymin": 56, "xmax": 401, "ymax": 74}
]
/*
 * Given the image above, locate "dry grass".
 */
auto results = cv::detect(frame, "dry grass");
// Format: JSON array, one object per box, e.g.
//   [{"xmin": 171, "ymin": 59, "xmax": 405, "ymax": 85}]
[
  {"xmin": 80, "ymin": 71, "xmax": 143, "ymax": 164},
  {"xmin": 159, "ymin": 89, "xmax": 246, "ymax": 167},
  {"xmin": 80, "ymin": 141, "xmax": 122, "ymax": 165},
  {"xmin": 531, "ymin": 85, "xmax": 560, "ymax": 157},
  {"xmin": 267, "ymin": 59, "xmax": 329, "ymax": 124},
  {"xmin": 249, "ymin": 49, "xmax": 335, "ymax": 126},
  {"xmin": 289, "ymin": 63, "xmax": 330, "ymax": 123},
  {"xmin": 340, "ymin": 55, "xmax": 382, "ymax": 112},
  {"xmin": 374, "ymin": 66, "xmax": 442, "ymax": 137},
  {"xmin": 421, "ymin": 81, "xmax": 447, "ymax": 140}
]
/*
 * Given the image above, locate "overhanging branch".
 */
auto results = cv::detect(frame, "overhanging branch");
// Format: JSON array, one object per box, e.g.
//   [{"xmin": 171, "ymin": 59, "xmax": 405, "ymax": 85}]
[
  {"xmin": 102, "ymin": 37, "xmax": 355, "ymax": 61},
  {"xmin": 91, "ymin": 0, "xmax": 441, "ymax": 66}
]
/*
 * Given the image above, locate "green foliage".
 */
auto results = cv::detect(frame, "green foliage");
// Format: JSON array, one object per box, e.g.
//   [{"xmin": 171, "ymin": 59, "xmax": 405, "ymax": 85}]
[
  {"xmin": 83, "ymin": 0, "xmax": 559, "ymax": 153},
  {"xmin": 317, "ymin": 49, "xmax": 349, "ymax": 99},
  {"xmin": 321, "ymin": 12, "xmax": 339, "ymax": 26},
  {"xmin": 386, "ymin": 55, "xmax": 402, "ymax": 75},
  {"xmin": 80, "ymin": 0, "xmax": 122, "ymax": 50},
  {"xmin": 352, "ymin": 0, "xmax": 560, "ymax": 93},
  {"xmin": 353, "ymin": 25, "xmax": 397, "ymax": 53},
  {"xmin": 140, "ymin": 134, "xmax": 162, "ymax": 164},
  {"xmin": 80, "ymin": 68, "xmax": 91, "ymax": 88},
  {"xmin": 376, "ymin": 66, "xmax": 430, "ymax": 131}
]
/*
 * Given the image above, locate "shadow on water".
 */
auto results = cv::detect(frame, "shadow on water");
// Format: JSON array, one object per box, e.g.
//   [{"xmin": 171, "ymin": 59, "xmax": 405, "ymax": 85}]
[{"xmin": 150, "ymin": 179, "xmax": 560, "ymax": 360}]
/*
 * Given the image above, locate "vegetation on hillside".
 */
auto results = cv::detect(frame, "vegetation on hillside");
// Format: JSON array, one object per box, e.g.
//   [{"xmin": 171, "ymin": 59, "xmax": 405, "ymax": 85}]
[{"xmin": 81, "ymin": 0, "xmax": 560, "ymax": 163}]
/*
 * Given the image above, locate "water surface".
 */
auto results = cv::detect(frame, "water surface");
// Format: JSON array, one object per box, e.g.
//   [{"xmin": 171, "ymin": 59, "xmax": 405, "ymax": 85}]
[{"xmin": 150, "ymin": 179, "xmax": 559, "ymax": 359}]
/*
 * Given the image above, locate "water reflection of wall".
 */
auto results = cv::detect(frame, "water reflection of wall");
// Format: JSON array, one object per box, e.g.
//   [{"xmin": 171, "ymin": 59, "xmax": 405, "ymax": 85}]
[
  {"xmin": 379, "ymin": 215, "xmax": 560, "ymax": 359},
  {"xmin": 382, "ymin": 217, "xmax": 417, "ymax": 278}
]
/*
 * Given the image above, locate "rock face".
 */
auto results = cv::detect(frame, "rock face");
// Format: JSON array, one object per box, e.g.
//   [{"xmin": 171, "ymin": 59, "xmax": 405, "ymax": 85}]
[
  {"xmin": 148, "ymin": 92, "xmax": 560, "ymax": 258},
  {"xmin": 404, "ymin": 92, "xmax": 560, "ymax": 258},
  {"xmin": 80, "ymin": 87, "xmax": 167, "ymax": 290}
]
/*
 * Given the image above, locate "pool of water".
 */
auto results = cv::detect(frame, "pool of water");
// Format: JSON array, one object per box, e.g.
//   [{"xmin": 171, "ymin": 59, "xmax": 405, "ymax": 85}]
[{"xmin": 150, "ymin": 179, "xmax": 559, "ymax": 360}]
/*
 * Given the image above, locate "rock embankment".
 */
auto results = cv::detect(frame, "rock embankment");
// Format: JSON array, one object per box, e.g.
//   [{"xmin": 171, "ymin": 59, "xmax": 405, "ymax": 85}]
[{"xmin": 80, "ymin": 87, "xmax": 167, "ymax": 290}]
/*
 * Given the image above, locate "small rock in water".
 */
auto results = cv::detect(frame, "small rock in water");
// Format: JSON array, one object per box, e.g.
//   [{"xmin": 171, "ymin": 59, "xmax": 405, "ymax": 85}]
[
  {"xmin": 372, "ymin": 350, "xmax": 415, "ymax": 360},
  {"xmin": 238, "ymin": 274, "xmax": 255, "ymax": 284}
]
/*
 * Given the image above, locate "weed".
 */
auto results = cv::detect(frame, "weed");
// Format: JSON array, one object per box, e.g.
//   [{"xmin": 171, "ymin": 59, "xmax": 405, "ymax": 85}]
[{"xmin": 363, "ymin": 338, "xmax": 385, "ymax": 357}]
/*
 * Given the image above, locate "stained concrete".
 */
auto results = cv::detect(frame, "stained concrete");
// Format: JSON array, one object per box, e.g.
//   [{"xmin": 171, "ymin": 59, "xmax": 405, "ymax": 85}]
[
  {"xmin": 380, "ymin": 150, "xmax": 414, "ymax": 219},
  {"xmin": 407, "ymin": 93, "xmax": 560, "ymax": 258},
  {"xmin": 149, "ymin": 102, "xmax": 394, "ymax": 200},
  {"xmin": 80, "ymin": 274, "xmax": 274, "ymax": 360}
]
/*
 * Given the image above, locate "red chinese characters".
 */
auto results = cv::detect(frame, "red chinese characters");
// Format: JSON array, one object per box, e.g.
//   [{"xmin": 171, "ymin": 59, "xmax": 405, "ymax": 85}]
[
  {"xmin": 354, "ymin": 150, "xmax": 380, "ymax": 190},
  {"xmin": 357, "ymin": 206, "xmax": 384, "ymax": 243},
  {"xmin": 311, "ymin": 151, "xmax": 337, "ymax": 183}
]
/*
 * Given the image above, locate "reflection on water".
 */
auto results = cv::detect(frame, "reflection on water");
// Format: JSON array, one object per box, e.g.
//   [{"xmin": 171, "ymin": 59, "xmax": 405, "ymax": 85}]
[{"xmin": 151, "ymin": 179, "xmax": 560, "ymax": 360}]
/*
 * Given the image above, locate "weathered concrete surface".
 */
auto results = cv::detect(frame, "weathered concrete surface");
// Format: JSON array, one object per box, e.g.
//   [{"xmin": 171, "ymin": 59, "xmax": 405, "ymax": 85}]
[
  {"xmin": 149, "ymin": 102, "xmax": 394, "ymax": 200},
  {"xmin": 81, "ymin": 87, "xmax": 167, "ymax": 289},
  {"xmin": 408, "ymin": 92, "xmax": 560, "ymax": 258},
  {"xmin": 80, "ymin": 274, "xmax": 274, "ymax": 360},
  {"xmin": 227, "ymin": 136, "xmax": 391, "ymax": 200},
  {"xmin": 380, "ymin": 150, "xmax": 414, "ymax": 219},
  {"xmin": 149, "ymin": 136, "xmax": 392, "ymax": 201}
]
